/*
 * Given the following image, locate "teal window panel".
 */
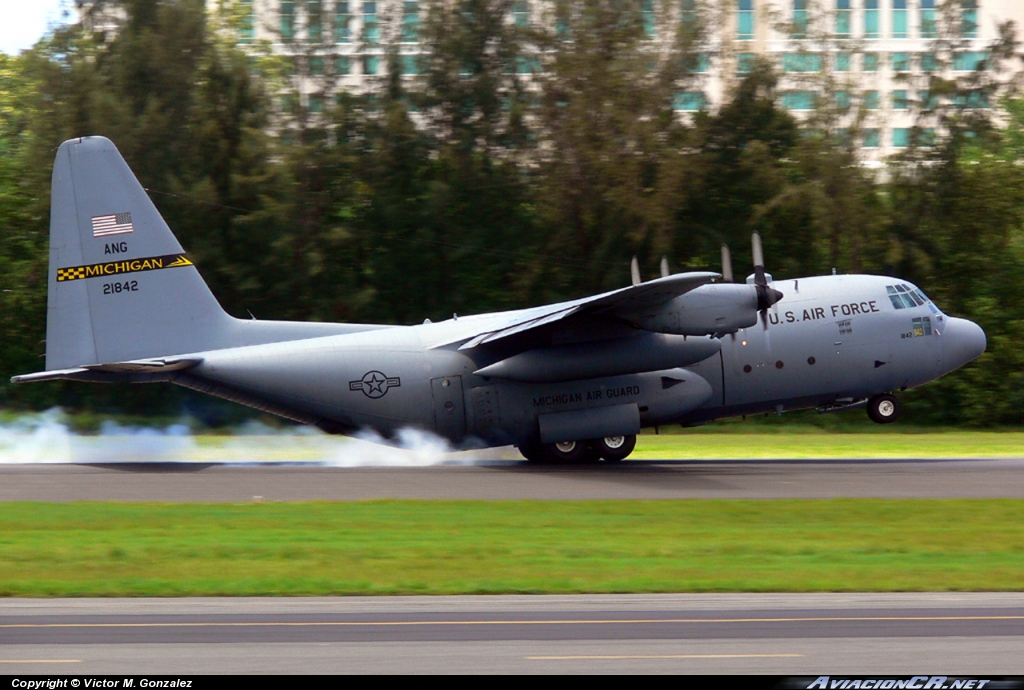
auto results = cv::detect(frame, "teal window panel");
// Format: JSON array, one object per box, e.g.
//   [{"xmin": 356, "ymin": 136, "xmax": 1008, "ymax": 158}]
[
  {"xmin": 674, "ymin": 91, "xmax": 707, "ymax": 111},
  {"xmin": 863, "ymin": 90, "xmax": 879, "ymax": 109},
  {"xmin": 280, "ymin": 0, "xmax": 295, "ymax": 40},
  {"xmin": 363, "ymin": 1, "xmax": 379, "ymax": 44},
  {"xmin": 738, "ymin": 0, "xmax": 754, "ymax": 39},
  {"xmin": 953, "ymin": 52, "xmax": 988, "ymax": 71},
  {"xmin": 309, "ymin": 56, "xmax": 324, "ymax": 75},
  {"xmin": 335, "ymin": 2, "xmax": 350, "ymax": 42},
  {"xmin": 401, "ymin": 54, "xmax": 419, "ymax": 75},
  {"xmin": 891, "ymin": 52, "xmax": 909, "ymax": 72},
  {"xmin": 836, "ymin": 0, "xmax": 850, "ymax": 36},
  {"xmin": 962, "ymin": 0, "xmax": 977, "ymax": 38},
  {"xmin": 363, "ymin": 55, "xmax": 380, "ymax": 75},
  {"xmin": 920, "ymin": 0, "xmax": 936, "ymax": 38},
  {"xmin": 836, "ymin": 90, "xmax": 850, "ymax": 111},
  {"xmin": 335, "ymin": 56, "xmax": 350, "ymax": 75},
  {"xmin": 863, "ymin": 129, "xmax": 879, "ymax": 147},
  {"xmin": 737, "ymin": 52, "xmax": 756, "ymax": 73},
  {"xmin": 863, "ymin": 53, "xmax": 878, "ymax": 71},
  {"xmin": 642, "ymin": 0, "xmax": 655, "ymax": 38},
  {"xmin": 308, "ymin": 1, "xmax": 323, "ymax": 41},
  {"xmin": 793, "ymin": 0, "xmax": 807, "ymax": 38},
  {"xmin": 892, "ymin": 90, "xmax": 908, "ymax": 109},
  {"xmin": 864, "ymin": 0, "xmax": 878, "ymax": 38},
  {"xmin": 782, "ymin": 91, "xmax": 816, "ymax": 110},
  {"xmin": 835, "ymin": 52, "xmax": 851, "ymax": 72},
  {"xmin": 920, "ymin": 52, "xmax": 938, "ymax": 71},
  {"xmin": 783, "ymin": 53, "xmax": 821, "ymax": 72},
  {"xmin": 892, "ymin": 128, "xmax": 909, "ymax": 147},
  {"xmin": 891, "ymin": 0, "xmax": 907, "ymax": 38},
  {"xmin": 402, "ymin": 1, "xmax": 420, "ymax": 42}
]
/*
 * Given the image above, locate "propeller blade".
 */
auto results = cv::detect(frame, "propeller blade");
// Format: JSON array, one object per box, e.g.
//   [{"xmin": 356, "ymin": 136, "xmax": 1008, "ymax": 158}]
[
  {"xmin": 660, "ymin": 256, "xmax": 670, "ymax": 278},
  {"xmin": 752, "ymin": 232, "xmax": 766, "ymax": 286},
  {"xmin": 630, "ymin": 256, "xmax": 641, "ymax": 286},
  {"xmin": 721, "ymin": 244, "xmax": 733, "ymax": 283}
]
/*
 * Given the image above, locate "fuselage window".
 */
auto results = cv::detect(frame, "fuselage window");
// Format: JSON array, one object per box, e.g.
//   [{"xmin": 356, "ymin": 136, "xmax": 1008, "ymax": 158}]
[{"xmin": 922, "ymin": 316, "xmax": 932, "ymax": 335}]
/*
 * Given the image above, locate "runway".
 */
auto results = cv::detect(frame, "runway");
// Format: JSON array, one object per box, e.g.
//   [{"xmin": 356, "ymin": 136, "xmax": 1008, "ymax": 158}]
[
  {"xmin": 2, "ymin": 457, "xmax": 1024, "ymax": 501},
  {"xmin": 2, "ymin": 594, "xmax": 1023, "ymax": 674}
]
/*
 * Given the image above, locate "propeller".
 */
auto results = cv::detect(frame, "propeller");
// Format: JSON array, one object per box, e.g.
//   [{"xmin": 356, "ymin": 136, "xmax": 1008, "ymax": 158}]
[
  {"xmin": 630, "ymin": 256, "xmax": 641, "ymax": 286},
  {"xmin": 720, "ymin": 244, "xmax": 733, "ymax": 283},
  {"xmin": 751, "ymin": 232, "xmax": 783, "ymax": 330},
  {"xmin": 660, "ymin": 256, "xmax": 670, "ymax": 278}
]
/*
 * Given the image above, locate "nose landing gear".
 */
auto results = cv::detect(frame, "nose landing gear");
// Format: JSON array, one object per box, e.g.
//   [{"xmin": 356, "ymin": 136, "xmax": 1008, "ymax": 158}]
[{"xmin": 867, "ymin": 393, "xmax": 901, "ymax": 424}]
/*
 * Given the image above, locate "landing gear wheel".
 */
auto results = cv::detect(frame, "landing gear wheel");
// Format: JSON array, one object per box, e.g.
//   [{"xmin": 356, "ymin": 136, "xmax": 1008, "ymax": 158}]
[
  {"xmin": 867, "ymin": 394, "xmax": 901, "ymax": 424},
  {"xmin": 542, "ymin": 440, "xmax": 587, "ymax": 464},
  {"xmin": 596, "ymin": 434, "xmax": 637, "ymax": 462},
  {"xmin": 518, "ymin": 443, "xmax": 546, "ymax": 463}
]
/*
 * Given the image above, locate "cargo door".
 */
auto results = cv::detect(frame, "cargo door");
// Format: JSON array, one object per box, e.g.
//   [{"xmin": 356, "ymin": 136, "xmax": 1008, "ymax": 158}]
[{"xmin": 431, "ymin": 375, "xmax": 466, "ymax": 441}]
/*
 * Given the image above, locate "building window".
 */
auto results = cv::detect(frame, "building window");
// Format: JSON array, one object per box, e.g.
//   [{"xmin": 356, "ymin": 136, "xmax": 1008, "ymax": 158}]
[
  {"xmin": 835, "ymin": 90, "xmax": 850, "ymax": 111},
  {"xmin": 281, "ymin": 0, "xmax": 295, "ymax": 40},
  {"xmin": 891, "ymin": 52, "xmax": 909, "ymax": 72},
  {"xmin": 402, "ymin": 2, "xmax": 419, "ymax": 42},
  {"xmin": 641, "ymin": 0, "xmax": 655, "ymax": 39},
  {"xmin": 689, "ymin": 53, "xmax": 710, "ymax": 72},
  {"xmin": 863, "ymin": 90, "xmax": 879, "ymax": 109},
  {"xmin": 737, "ymin": 52, "xmax": 756, "ymax": 73},
  {"xmin": 363, "ymin": 2, "xmax": 379, "ymax": 44},
  {"xmin": 953, "ymin": 51, "xmax": 988, "ymax": 71},
  {"xmin": 961, "ymin": 0, "xmax": 977, "ymax": 38},
  {"xmin": 308, "ymin": 1, "xmax": 323, "ymax": 41},
  {"xmin": 335, "ymin": 2, "xmax": 351, "ymax": 42},
  {"xmin": 920, "ymin": 0, "xmax": 936, "ymax": 38},
  {"xmin": 239, "ymin": 0, "xmax": 254, "ymax": 43},
  {"xmin": 308, "ymin": 94, "xmax": 324, "ymax": 113},
  {"xmin": 835, "ymin": 52, "xmax": 851, "ymax": 71},
  {"xmin": 363, "ymin": 55, "xmax": 380, "ymax": 75},
  {"xmin": 919, "ymin": 90, "xmax": 937, "ymax": 109},
  {"xmin": 782, "ymin": 91, "xmax": 816, "ymax": 110},
  {"xmin": 783, "ymin": 53, "xmax": 821, "ymax": 72},
  {"xmin": 892, "ymin": 128, "xmax": 909, "ymax": 147},
  {"xmin": 862, "ymin": 53, "xmax": 878, "ymax": 72},
  {"xmin": 863, "ymin": 129, "xmax": 879, "ymax": 147},
  {"xmin": 955, "ymin": 90, "xmax": 989, "ymax": 108},
  {"xmin": 309, "ymin": 56, "xmax": 324, "ymax": 75},
  {"xmin": 792, "ymin": 0, "xmax": 807, "ymax": 39},
  {"xmin": 835, "ymin": 0, "xmax": 850, "ymax": 37},
  {"xmin": 920, "ymin": 52, "xmax": 938, "ymax": 71},
  {"xmin": 335, "ymin": 56, "xmax": 350, "ymax": 75},
  {"xmin": 512, "ymin": 0, "xmax": 528, "ymax": 28},
  {"xmin": 864, "ymin": 0, "xmax": 878, "ymax": 39},
  {"xmin": 737, "ymin": 0, "xmax": 754, "ymax": 40},
  {"xmin": 892, "ymin": 90, "xmax": 908, "ymax": 109},
  {"xmin": 892, "ymin": 0, "xmax": 907, "ymax": 38},
  {"xmin": 401, "ymin": 54, "xmax": 419, "ymax": 75},
  {"xmin": 681, "ymin": 0, "xmax": 697, "ymax": 27},
  {"xmin": 674, "ymin": 91, "xmax": 707, "ymax": 111}
]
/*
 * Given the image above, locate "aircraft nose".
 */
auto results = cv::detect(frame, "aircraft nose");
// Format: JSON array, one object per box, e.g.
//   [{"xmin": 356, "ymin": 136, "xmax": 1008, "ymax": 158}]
[{"xmin": 942, "ymin": 317, "xmax": 986, "ymax": 371}]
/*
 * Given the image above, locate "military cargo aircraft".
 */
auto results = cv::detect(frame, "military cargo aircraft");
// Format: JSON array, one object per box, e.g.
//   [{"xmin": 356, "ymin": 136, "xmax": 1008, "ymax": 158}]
[{"xmin": 12, "ymin": 137, "xmax": 987, "ymax": 462}]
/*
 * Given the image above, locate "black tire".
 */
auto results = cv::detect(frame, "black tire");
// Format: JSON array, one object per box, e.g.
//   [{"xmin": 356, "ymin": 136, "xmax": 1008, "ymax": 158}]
[
  {"xmin": 518, "ymin": 443, "xmax": 546, "ymax": 463},
  {"xmin": 541, "ymin": 440, "xmax": 587, "ymax": 464},
  {"xmin": 867, "ymin": 394, "xmax": 901, "ymax": 424},
  {"xmin": 596, "ymin": 434, "xmax": 637, "ymax": 462}
]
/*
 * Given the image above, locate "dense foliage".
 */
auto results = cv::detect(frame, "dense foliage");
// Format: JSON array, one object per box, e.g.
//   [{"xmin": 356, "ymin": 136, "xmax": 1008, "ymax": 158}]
[{"xmin": 1, "ymin": 0, "xmax": 1022, "ymax": 424}]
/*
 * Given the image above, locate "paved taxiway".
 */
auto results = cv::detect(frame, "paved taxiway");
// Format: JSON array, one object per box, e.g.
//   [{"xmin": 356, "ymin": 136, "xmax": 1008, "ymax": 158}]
[
  {"xmin": 2, "ymin": 594, "xmax": 1023, "ymax": 674},
  {"xmin": 2, "ymin": 457, "xmax": 1024, "ymax": 501}
]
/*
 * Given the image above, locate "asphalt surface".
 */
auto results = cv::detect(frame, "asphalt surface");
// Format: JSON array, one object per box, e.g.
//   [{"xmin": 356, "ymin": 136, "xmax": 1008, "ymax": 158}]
[
  {"xmin": 2, "ymin": 457, "xmax": 1024, "ymax": 501},
  {"xmin": 2, "ymin": 594, "xmax": 1023, "ymax": 674}
]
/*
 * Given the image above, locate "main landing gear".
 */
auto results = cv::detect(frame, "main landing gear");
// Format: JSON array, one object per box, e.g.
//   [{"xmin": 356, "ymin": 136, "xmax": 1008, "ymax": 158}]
[
  {"xmin": 518, "ymin": 435, "xmax": 637, "ymax": 464},
  {"xmin": 867, "ymin": 393, "xmax": 901, "ymax": 424}
]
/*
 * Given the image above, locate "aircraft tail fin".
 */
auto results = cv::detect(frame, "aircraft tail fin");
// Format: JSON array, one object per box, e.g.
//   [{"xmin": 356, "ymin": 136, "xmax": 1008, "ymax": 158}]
[{"xmin": 44, "ymin": 136, "xmax": 233, "ymax": 370}]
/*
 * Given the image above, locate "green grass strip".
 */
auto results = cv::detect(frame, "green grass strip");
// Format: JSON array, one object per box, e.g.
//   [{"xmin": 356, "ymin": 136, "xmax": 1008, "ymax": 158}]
[{"xmin": 2, "ymin": 500, "xmax": 1023, "ymax": 596}]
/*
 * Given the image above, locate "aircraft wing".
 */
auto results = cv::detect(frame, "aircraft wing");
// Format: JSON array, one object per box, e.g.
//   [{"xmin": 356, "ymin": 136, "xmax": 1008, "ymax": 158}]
[{"xmin": 449, "ymin": 271, "xmax": 720, "ymax": 350}]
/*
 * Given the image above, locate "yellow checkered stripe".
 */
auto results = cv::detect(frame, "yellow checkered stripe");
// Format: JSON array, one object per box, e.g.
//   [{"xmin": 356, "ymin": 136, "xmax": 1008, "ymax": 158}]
[{"xmin": 55, "ymin": 254, "xmax": 193, "ymax": 282}]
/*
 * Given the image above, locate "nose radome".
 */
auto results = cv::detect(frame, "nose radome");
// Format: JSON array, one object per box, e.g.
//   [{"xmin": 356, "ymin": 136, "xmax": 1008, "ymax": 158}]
[{"xmin": 942, "ymin": 317, "xmax": 986, "ymax": 371}]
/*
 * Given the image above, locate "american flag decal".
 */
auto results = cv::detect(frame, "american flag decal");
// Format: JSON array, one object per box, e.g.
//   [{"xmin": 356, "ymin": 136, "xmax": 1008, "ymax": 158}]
[{"xmin": 92, "ymin": 212, "xmax": 134, "ymax": 237}]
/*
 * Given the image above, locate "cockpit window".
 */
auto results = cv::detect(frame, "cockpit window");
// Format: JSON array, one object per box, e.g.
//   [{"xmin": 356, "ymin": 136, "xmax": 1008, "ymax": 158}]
[{"xmin": 887, "ymin": 283, "xmax": 937, "ymax": 311}]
